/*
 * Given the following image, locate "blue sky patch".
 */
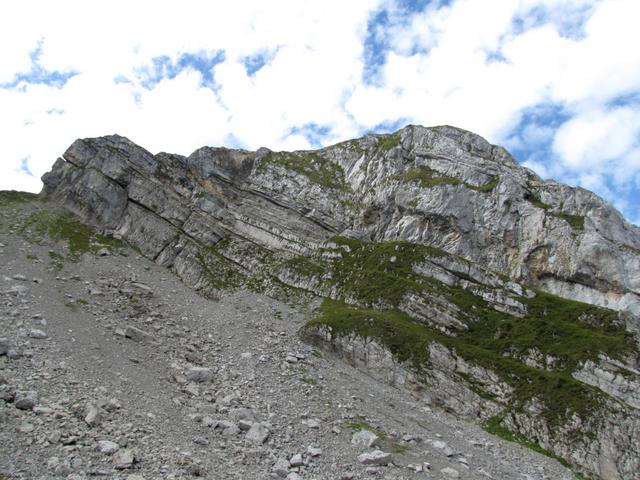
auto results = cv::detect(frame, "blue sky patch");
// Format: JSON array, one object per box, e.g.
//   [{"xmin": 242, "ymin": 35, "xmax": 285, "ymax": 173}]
[
  {"xmin": 17, "ymin": 158, "xmax": 33, "ymax": 177},
  {"xmin": 505, "ymin": 102, "xmax": 570, "ymax": 165},
  {"xmin": 134, "ymin": 50, "xmax": 225, "ymax": 89},
  {"xmin": 287, "ymin": 123, "xmax": 332, "ymax": 149},
  {"xmin": 0, "ymin": 41, "xmax": 77, "ymax": 89},
  {"xmin": 243, "ymin": 49, "xmax": 278, "ymax": 76}
]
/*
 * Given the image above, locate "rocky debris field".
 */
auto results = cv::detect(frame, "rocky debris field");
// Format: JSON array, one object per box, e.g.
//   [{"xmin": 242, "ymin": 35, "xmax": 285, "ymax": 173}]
[{"xmin": 0, "ymin": 201, "xmax": 577, "ymax": 479}]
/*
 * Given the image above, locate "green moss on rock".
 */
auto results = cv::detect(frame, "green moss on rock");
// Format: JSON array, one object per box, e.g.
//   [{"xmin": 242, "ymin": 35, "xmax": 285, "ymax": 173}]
[
  {"xmin": 257, "ymin": 152, "xmax": 350, "ymax": 191},
  {"xmin": 22, "ymin": 210, "xmax": 125, "ymax": 257},
  {"xmin": 0, "ymin": 190, "xmax": 40, "ymax": 205}
]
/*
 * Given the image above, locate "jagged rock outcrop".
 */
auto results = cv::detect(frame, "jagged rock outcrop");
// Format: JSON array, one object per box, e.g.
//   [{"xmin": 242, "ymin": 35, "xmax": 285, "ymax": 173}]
[{"xmin": 40, "ymin": 125, "xmax": 640, "ymax": 479}]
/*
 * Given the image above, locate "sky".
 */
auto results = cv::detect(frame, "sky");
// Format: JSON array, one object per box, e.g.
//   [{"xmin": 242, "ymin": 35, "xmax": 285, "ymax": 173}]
[{"xmin": 1, "ymin": 0, "xmax": 639, "ymax": 224}]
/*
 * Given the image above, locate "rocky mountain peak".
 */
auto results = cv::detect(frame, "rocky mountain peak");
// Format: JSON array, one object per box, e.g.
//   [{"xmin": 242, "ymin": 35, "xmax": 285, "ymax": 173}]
[{"xmin": 24, "ymin": 125, "xmax": 640, "ymax": 478}]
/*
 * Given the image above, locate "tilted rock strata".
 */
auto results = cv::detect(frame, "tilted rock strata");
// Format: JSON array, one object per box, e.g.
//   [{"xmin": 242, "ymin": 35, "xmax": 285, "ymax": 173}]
[{"xmin": 40, "ymin": 125, "xmax": 640, "ymax": 479}]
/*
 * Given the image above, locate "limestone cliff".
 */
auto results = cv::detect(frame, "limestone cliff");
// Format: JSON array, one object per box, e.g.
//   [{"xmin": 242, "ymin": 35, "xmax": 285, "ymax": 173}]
[{"xmin": 41, "ymin": 125, "xmax": 640, "ymax": 479}]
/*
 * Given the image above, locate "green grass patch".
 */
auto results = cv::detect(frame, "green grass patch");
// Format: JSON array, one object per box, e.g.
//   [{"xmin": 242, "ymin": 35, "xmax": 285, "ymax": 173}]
[
  {"xmin": 526, "ymin": 193, "xmax": 551, "ymax": 210},
  {"xmin": 395, "ymin": 167, "xmax": 499, "ymax": 193},
  {"xmin": 377, "ymin": 134, "xmax": 401, "ymax": 151},
  {"xmin": 257, "ymin": 152, "xmax": 350, "ymax": 191},
  {"xmin": 0, "ymin": 190, "xmax": 40, "ymax": 206},
  {"xmin": 469, "ymin": 176, "xmax": 500, "ymax": 193},
  {"xmin": 397, "ymin": 166, "xmax": 461, "ymax": 189},
  {"xmin": 309, "ymin": 282, "xmax": 634, "ymax": 429},
  {"xmin": 551, "ymin": 212, "xmax": 585, "ymax": 232},
  {"xmin": 21, "ymin": 210, "xmax": 125, "ymax": 257},
  {"xmin": 196, "ymin": 242, "xmax": 246, "ymax": 291},
  {"xmin": 483, "ymin": 416, "xmax": 571, "ymax": 467},
  {"xmin": 306, "ymin": 236, "xmax": 447, "ymax": 307}
]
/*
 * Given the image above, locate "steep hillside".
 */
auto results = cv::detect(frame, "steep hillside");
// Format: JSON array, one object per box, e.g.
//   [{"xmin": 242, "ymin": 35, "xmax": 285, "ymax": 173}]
[{"xmin": 37, "ymin": 125, "xmax": 640, "ymax": 479}]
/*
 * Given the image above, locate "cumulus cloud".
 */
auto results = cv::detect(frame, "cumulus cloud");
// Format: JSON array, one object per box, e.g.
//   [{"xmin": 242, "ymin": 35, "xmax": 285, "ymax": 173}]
[{"xmin": 0, "ymin": 0, "xmax": 638, "ymax": 223}]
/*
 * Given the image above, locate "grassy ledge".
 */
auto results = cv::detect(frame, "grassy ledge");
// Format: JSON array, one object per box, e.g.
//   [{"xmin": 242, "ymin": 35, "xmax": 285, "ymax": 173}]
[
  {"xmin": 0, "ymin": 190, "xmax": 40, "ymax": 205},
  {"xmin": 395, "ymin": 167, "xmax": 499, "ymax": 193},
  {"xmin": 286, "ymin": 236, "xmax": 447, "ymax": 308},
  {"xmin": 377, "ymin": 134, "xmax": 401, "ymax": 151},
  {"xmin": 21, "ymin": 210, "xmax": 126, "ymax": 257},
  {"xmin": 257, "ymin": 152, "xmax": 350, "ymax": 191},
  {"xmin": 305, "ymin": 246, "xmax": 635, "ymax": 430}
]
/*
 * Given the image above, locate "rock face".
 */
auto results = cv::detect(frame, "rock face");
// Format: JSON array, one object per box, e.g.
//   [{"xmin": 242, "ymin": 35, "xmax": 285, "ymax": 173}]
[{"xmin": 40, "ymin": 125, "xmax": 640, "ymax": 479}]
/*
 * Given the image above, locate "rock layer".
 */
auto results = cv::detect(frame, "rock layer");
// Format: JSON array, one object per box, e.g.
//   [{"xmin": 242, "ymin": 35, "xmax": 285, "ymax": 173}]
[{"xmin": 40, "ymin": 125, "xmax": 640, "ymax": 479}]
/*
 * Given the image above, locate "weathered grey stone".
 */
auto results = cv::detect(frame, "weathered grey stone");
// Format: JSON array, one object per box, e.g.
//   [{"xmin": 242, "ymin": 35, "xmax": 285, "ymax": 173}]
[
  {"xmin": 245, "ymin": 422, "xmax": 269, "ymax": 444},
  {"xmin": 185, "ymin": 367, "xmax": 213, "ymax": 383},
  {"xmin": 357, "ymin": 450, "xmax": 392, "ymax": 465},
  {"xmin": 14, "ymin": 390, "xmax": 38, "ymax": 410},
  {"xmin": 440, "ymin": 467, "xmax": 460, "ymax": 478},
  {"xmin": 0, "ymin": 338, "xmax": 10, "ymax": 356},
  {"xmin": 307, "ymin": 446, "xmax": 322, "ymax": 457},
  {"xmin": 351, "ymin": 429, "xmax": 380, "ymax": 448},
  {"xmin": 124, "ymin": 326, "xmax": 151, "ymax": 342},
  {"xmin": 272, "ymin": 458, "xmax": 290, "ymax": 478},
  {"xmin": 113, "ymin": 449, "xmax": 135, "ymax": 469},
  {"xmin": 289, "ymin": 453, "xmax": 304, "ymax": 467},
  {"xmin": 96, "ymin": 440, "xmax": 119, "ymax": 454},
  {"xmin": 28, "ymin": 329, "xmax": 48, "ymax": 339},
  {"xmin": 85, "ymin": 404, "xmax": 100, "ymax": 426}
]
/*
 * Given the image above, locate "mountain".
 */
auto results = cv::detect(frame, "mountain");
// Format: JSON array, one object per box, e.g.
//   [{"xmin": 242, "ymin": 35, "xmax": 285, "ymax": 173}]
[{"xmin": 27, "ymin": 125, "xmax": 640, "ymax": 478}]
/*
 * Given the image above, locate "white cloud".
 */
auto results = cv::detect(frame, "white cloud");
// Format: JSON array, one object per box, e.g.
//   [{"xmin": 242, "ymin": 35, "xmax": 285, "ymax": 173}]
[
  {"xmin": 0, "ymin": 0, "xmax": 639, "ymax": 225},
  {"xmin": 553, "ymin": 106, "xmax": 640, "ymax": 170}
]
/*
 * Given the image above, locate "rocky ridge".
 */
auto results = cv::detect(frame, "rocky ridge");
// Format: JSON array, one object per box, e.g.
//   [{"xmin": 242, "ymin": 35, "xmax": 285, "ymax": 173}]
[{"xmin": 29, "ymin": 125, "xmax": 640, "ymax": 478}]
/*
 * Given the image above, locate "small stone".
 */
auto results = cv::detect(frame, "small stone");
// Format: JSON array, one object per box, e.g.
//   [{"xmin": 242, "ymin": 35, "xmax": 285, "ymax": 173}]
[
  {"xmin": 187, "ymin": 464, "xmax": 205, "ymax": 477},
  {"xmin": 47, "ymin": 456, "xmax": 60, "ymax": 469},
  {"xmin": 305, "ymin": 418, "xmax": 320, "ymax": 429},
  {"xmin": 186, "ymin": 367, "xmax": 213, "ymax": 383},
  {"xmin": 233, "ymin": 407, "xmax": 256, "ymax": 422},
  {"xmin": 85, "ymin": 404, "xmax": 101, "ymax": 426},
  {"xmin": 220, "ymin": 393, "xmax": 241, "ymax": 406},
  {"xmin": 114, "ymin": 449, "xmax": 135, "ymax": 469},
  {"xmin": 28, "ymin": 329, "xmax": 48, "ymax": 339},
  {"xmin": 193, "ymin": 436, "xmax": 209, "ymax": 445},
  {"xmin": 96, "ymin": 440, "xmax": 120, "ymax": 454},
  {"xmin": 433, "ymin": 440, "xmax": 455, "ymax": 457},
  {"xmin": 238, "ymin": 419, "xmax": 253, "ymax": 431},
  {"xmin": 124, "ymin": 326, "xmax": 151, "ymax": 342},
  {"xmin": 440, "ymin": 467, "xmax": 460, "ymax": 478},
  {"xmin": 14, "ymin": 390, "xmax": 38, "ymax": 410},
  {"xmin": 307, "ymin": 446, "xmax": 322, "ymax": 457},
  {"xmin": 272, "ymin": 458, "xmax": 290, "ymax": 478},
  {"xmin": 352, "ymin": 429, "xmax": 380, "ymax": 448},
  {"xmin": 357, "ymin": 450, "xmax": 392, "ymax": 466},
  {"xmin": 127, "ymin": 475, "xmax": 146, "ymax": 480},
  {"xmin": 103, "ymin": 398, "xmax": 122, "ymax": 412},
  {"xmin": 201, "ymin": 416, "xmax": 218, "ymax": 427},
  {"xmin": 18, "ymin": 421, "xmax": 35, "ymax": 433},
  {"xmin": 286, "ymin": 474, "xmax": 303, "ymax": 480},
  {"xmin": 12, "ymin": 274, "xmax": 27, "ymax": 281},
  {"xmin": 97, "ymin": 248, "xmax": 110, "ymax": 257},
  {"xmin": 245, "ymin": 422, "xmax": 270, "ymax": 444},
  {"xmin": 220, "ymin": 421, "xmax": 240, "ymax": 436},
  {"xmin": 289, "ymin": 453, "xmax": 304, "ymax": 467},
  {"xmin": 0, "ymin": 338, "xmax": 10, "ymax": 356},
  {"xmin": 185, "ymin": 384, "xmax": 200, "ymax": 396}
]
